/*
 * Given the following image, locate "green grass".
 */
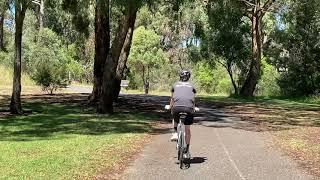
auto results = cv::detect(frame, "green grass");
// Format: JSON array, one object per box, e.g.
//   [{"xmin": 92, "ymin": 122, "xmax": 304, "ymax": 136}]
[
  {"xmin": 0, "ymin": 65, "xmax": 35, "ymax": 87},
  {"xmin": 199, "ymin": 95, "xmax": 320, "ymax": 107},
  {"xmin": 0, "ymin": 100, "xmax": 155, "ymax": 179}
]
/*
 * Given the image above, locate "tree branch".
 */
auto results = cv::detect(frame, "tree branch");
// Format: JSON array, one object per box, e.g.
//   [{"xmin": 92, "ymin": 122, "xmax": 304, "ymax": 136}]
[
  {"xmin": 216, "ymin": 59, "xmax": 227, "ymax": 69},
  {"xmin": 240, "ymin": 0, "xmax": 258, "ymax": 8},
  {"xmin": 32, "ymin": 0, "xmax": 41, "ymax": 6},
  {"xmin": 243, "ymin": 11, "xmax": 253, "ymax": 19},
  {"xmin": 261, "ymin": 0, "xmax": 275, "ymax": 15}
]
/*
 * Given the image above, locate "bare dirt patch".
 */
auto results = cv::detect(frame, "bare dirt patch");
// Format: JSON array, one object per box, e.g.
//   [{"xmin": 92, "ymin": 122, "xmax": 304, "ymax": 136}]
[{"xmin": 274, "ymin": 127, "xmax": 320, "ymax": 177}]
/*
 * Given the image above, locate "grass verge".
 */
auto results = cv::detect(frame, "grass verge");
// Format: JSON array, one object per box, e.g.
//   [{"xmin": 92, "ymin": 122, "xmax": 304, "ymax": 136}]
[
  {"xmin": 0, "ymin": 65, "xmax": 35, "ymax": 87},
  {"xmin": 0, "ymin": 94, "xmax": 159, "ymax": 179},
  {"xmin": 274, "ymin": 127, "xmax": 320, "ymax": 176}
]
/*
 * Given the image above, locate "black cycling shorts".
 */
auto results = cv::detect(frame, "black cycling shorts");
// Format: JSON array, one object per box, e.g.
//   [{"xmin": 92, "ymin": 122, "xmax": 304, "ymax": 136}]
[{"xmin": 172, "ymin": 106, "xmax": 194, "ymax": 125}]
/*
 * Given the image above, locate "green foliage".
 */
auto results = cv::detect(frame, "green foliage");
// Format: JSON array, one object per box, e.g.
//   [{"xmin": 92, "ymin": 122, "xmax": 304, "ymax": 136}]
[
  {"xmin": 0, "ymin": 51, "xmax": 12, "ymax": 67},
  {"xmin": 193, "ymin": 62, "xmax": 215, "ymax": 93},
  {"xmin": 26, "ymin": 28, "xmax": 83, "ymax": 94},
  {"xmin": 203, "ymin": 0, "xmax": 251, "ymax": 94},
  {"xmin": 266, "ymin": 0, "xmax": 320, "ymax": 96},
  {"xmin": 128, "ymin": 26, "xmax": 168, "ymax": 90},
  {"xmin": 129, "ymin": 26, "xmax": 165, "ymax": 66},
  {"xmin": 256, "ymin": 60, "xmax": 281, "ymax": 96},
  {"xmin": 2, "ymin": 0, "xmax": 318, "ymax": 98},
  {"xmin": 193, "ymin": 61, "xmax": 232, "ymax": 94},
  {"xmin": 60, "ymin": 0, "xmax": 92, "ymax": 37}
]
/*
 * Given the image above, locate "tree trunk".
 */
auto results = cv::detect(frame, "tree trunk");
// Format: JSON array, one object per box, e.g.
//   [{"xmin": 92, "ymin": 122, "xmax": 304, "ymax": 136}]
[
  {"xmin": 144, "ymin": 65, "xmax": 149, "ymax": 94},
  {"xmin": 240, "ymin": 12, "xmax": 262, "ymax": 97},
  {"xmin": 110, "ymin": 7, "xmax": 137, "ymax": 67},
  {"xmin": 99, "ymin": 54, "xmax": 114, "ymax": 113},
  {"xmin": 142, "ymin": 65, "xmax": 149, "ymax": 95},
  {"xmin": 112, "ymin": 13, "xmax": 136, "ymax": 101},
  {"xmin": 89, "ymin": 0, "xmax": 109, "ymax": 103},
  {"xmin": 0, "ymin": 8, "xmax": 5, "ymax": 52},
  {"xmin": 39, "ymin": 0, "xmax": 44, "ymax": 29},
  {"xmin": 98, "ymin": 5, "xmax": 138, "ymax": 113},
  {"xmin": 10, "ymin": 2, "xmax": 27, "ymax": 114},
  {"xmin": 227, "ymin": 65, "xmax": 238, "ymax": 95}
]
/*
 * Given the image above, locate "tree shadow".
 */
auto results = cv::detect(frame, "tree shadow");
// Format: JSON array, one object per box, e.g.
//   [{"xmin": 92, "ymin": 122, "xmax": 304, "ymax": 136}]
[
  {"xmin": 1, "ymin": 93, "xmax": 319, "ymax": 142},
  {"xmin": 117, "ymin": 94, "xmax": 320, "ymax": 132},
  {"xmin": 195, "ymin": 96, "xmax": 320, "ymax": 132},
  {"xmin": 0, "ymin": 94, "xmax": 171, "ymax": 142}
]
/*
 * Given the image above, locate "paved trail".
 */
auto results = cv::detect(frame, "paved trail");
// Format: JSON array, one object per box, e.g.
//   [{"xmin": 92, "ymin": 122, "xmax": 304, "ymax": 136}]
[
  {"xmin": 64, "ymin": 87, "xmax": 315, "ymax": 180},
  {"xmin": 120, "ymin": 95, "xmax": 315, "ymax": 180}
]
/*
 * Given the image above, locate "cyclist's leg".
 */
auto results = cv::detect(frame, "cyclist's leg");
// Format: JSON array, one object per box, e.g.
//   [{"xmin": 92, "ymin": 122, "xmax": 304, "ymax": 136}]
[
  {"xmin": 184, "ymin": 111, "xmax": 193, "ymax": 153},
  {"xmin": 170, "ymin": 107, "xmax": 179, "ymax": 141}
]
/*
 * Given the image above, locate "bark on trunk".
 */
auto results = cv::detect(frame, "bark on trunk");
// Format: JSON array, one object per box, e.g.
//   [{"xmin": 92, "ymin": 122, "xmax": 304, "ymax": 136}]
[
  {"xmin": 39, "ymin": 0, "xmax": 44, "ymax": 29},
  {"xmin": 112, "ymin": 13, "xmax": 136, "ymax": 101},
  {"xmin": 227, "ymin": 65, "xmax": 238, "ymax": 95},
  {"xmin": 110, "ymin": 6, "xmax": 138, "ymax": 67},
  {"xmin": 10, "ymin": 2, "xmax": 27, "ymax": 114},
  {"xmin": 89, "ymin": 0, "xmax": 109, "ymax": 103},
  {"xmin": 99, "ymin": 5, "xmax": 138, "ymax": 113},
  {"xmin": 240, "ymin": 12, "xmax": 262, "ymax": 97},
  {"xmin": 99, "ymin": 54, "xmax": 114, "ymax": 113},
  {"xmin": 143, "ymin": 65, "xmax": 150, "ymax": 95},
  {"xmin": 142, "ymin": 65, "xmax": 149, "ymax": 94},
  {"xmin": 0, "ymin": 8, "xmax": 5, "ymax": 52}
]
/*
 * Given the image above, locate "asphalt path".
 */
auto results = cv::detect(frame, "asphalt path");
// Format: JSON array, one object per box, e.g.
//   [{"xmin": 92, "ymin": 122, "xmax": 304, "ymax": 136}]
[
  {"xmin": 120, "ymin": 95, "xmax": 315, "ymax": 180},
  {"xmin": 66, "ymin": 86, "xmax": 315, "ymax": 180}
]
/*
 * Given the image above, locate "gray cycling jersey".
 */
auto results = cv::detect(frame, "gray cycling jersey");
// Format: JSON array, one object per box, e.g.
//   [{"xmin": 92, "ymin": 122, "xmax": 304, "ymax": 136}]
[{"xmin": 171, "ymin": 81, "xmax": 196, "ymax": 108}]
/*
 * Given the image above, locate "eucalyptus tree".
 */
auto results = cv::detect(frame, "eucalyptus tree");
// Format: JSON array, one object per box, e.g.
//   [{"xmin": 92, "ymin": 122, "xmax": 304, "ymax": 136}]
[
  {"xmin": 10, "ymin": 0, "xmax": 33, "ymax": 114},
  {"xmin": 206, "ymin": 0, "xmax": 251, "ymax": 95},
  {"xmin": 128, "ymin": 26, "xmax": 168, "ymax": 94},
  {"xmin": 265, "ymin": 0, "xmax": 320, "ymax": 96},
  {"xmin": 239, "ymin": 0, "xmax": 276, "ymax": 97},
  {"xmin": 0, "ymin": 1, "xmax": 8, "ymax": 51}
]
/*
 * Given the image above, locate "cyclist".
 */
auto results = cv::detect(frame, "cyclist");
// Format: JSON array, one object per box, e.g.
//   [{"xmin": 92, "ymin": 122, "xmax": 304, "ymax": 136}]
[{"xmin": 169, "ymin": 70, "xmax": 196, "ymax": 156}]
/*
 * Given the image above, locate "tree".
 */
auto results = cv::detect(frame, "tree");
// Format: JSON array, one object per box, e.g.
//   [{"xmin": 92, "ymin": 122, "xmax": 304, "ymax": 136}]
[
  {"xmin": 38, "ymin": 0, "xmax": 44, "ymax": 29},
  {"xmin": 98, "ymin": 2, "xmax": 140, "ymax": 113},
  {"xmin": 239, "ymin": 0, "xmax": 276, "ymax": 97},
  {"xmin": 113, "ymin": 18, "xmax": 136, "ymax": 101},
  {"xmin": 206, "ymin": 0, "xmax": 251, "ymax": 95},
  {"xmin": 10, "ymin": 0, "xmax": 31, "ymax": 114},
  {"xmin": 89, "ymin": 0, "xmax": 110, "ymax": 105},
  {"xmin": 27, "ymin": 28, "xmax": 80, "ymax": 94},
  {"xmin": 265, "ymin": 0, "xmax": 320, "ymax": 96},
  {"xmin": 30, "ymin": 0, "xmax": 45, "ymax": 30},
  {"xmin": 0, "ymin": 1, "xmax": 8, "ymax": 52},
  {"xmin": 128, "ymin": 26, "xmax": 167, "ymax": 94}
]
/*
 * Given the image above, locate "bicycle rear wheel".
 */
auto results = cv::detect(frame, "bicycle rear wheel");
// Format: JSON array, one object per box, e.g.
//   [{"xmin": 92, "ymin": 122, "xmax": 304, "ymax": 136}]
[{"xmin": 178, "ymin": 134, "xmax": 184, "ymax": 168}]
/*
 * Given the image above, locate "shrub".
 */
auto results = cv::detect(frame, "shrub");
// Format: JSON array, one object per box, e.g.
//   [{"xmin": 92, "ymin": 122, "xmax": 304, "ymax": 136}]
[{"xmin": 26, "ymin": 28, "xmax": 82, "ymax": 94}]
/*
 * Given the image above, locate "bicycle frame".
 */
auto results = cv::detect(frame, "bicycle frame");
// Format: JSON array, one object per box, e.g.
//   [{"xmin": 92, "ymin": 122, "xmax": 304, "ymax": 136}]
[
  {"xmin": 177, "ymin": 115, "xmax": 186, "ymax": 150},
  {"xmin": 177, "ymin": 113, "xmax": 187, "ymax": 169}
]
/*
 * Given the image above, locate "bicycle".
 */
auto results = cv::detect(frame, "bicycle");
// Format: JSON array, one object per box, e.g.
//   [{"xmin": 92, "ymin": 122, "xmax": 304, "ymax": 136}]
[
  {"xmin": 177, "ymin": 112, "xmax": 189, "ymax": 169},
  {"xmin": 165, "ymin": 105, "xmax": 199, "ymax": 169}
]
